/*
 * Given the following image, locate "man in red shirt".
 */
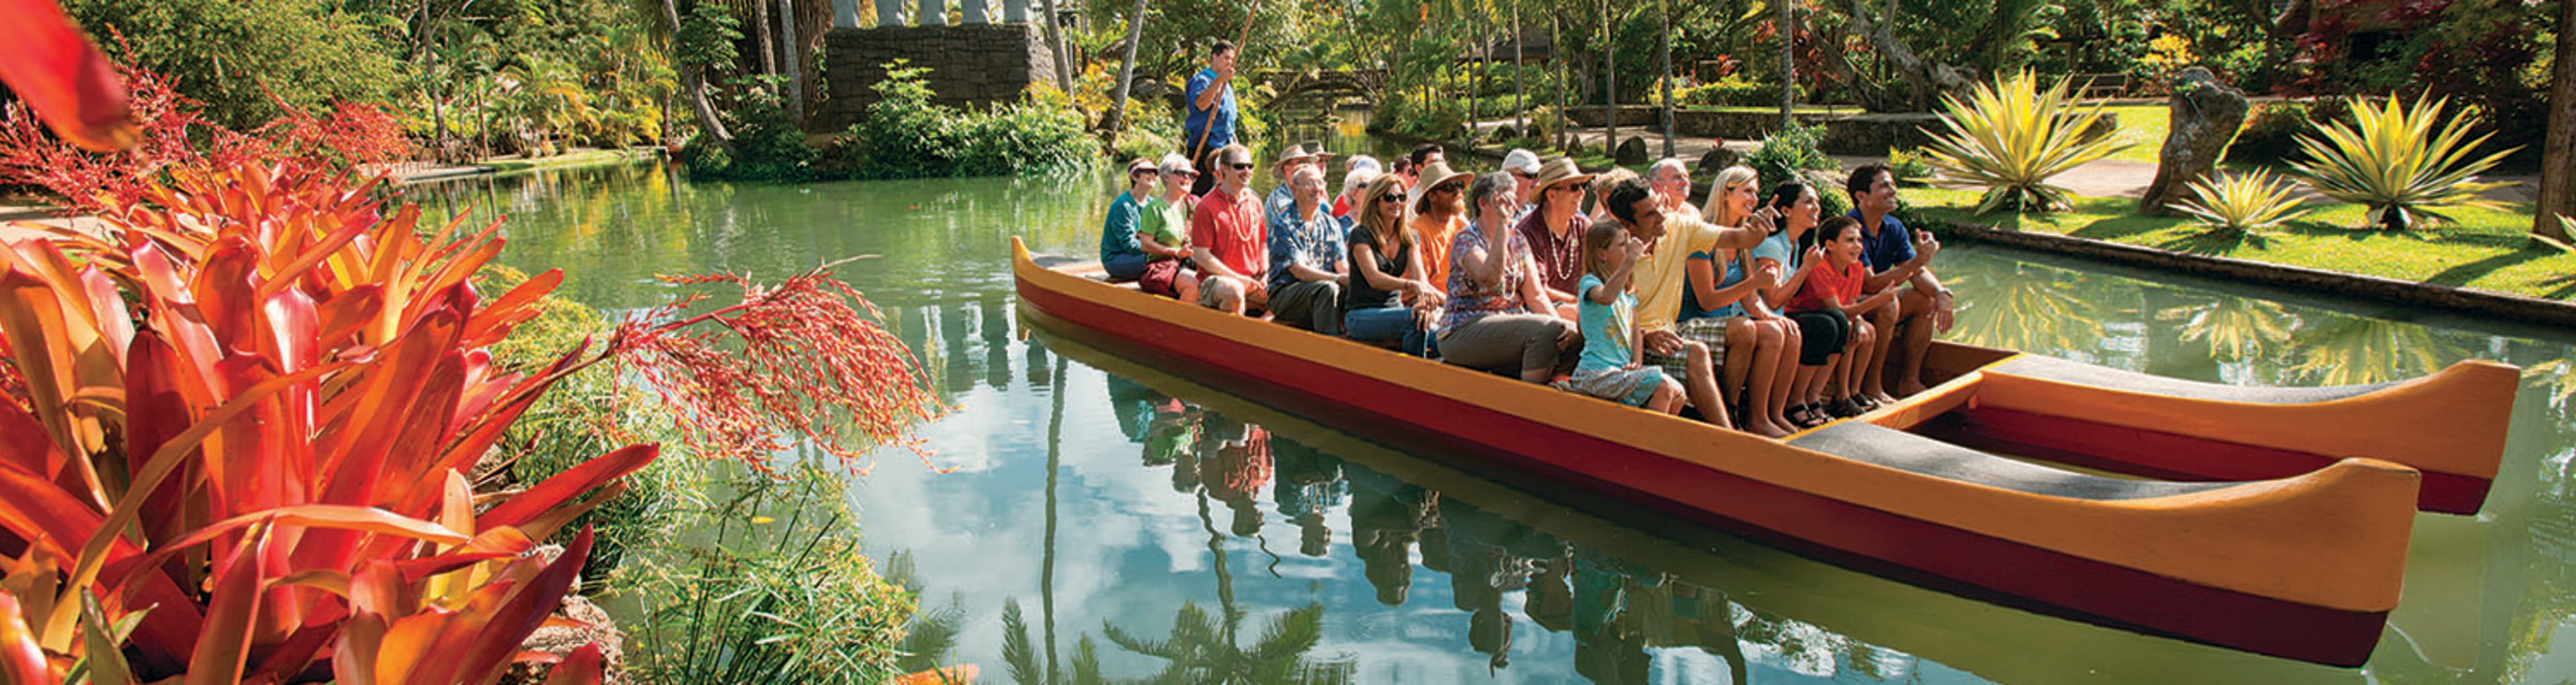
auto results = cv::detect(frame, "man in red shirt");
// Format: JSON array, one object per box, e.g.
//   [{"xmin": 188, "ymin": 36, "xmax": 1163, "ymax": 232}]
[{"xmin": 1191, "ymin": 144, "xmax": 1269, "ymax": 315}]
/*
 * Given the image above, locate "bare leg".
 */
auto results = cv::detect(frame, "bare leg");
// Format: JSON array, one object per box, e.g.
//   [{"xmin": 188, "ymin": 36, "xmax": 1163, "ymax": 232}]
[
  {"xmin": 1790, "ymin": 364, "xmax": 1821, "ymax": 411},
  {"xmin": 1764, "ymin": 323, "xmax": 1801, "ymax": 430},
  {"xmin": 1845, "ymin": 321, "xmax": 1877, "ymax": 406},
  {"xmin": 1862, "ymin": 299, "xmax": 1900, "ymax": 405},
  {"xmin": 1203, "ymin": 276, "xmax": 1247, "ymax": 315},
  {"xmin": 1741, "ymin": 321, "xmax": 1790, "ymax": 437},
  {"xmin": 1721, "ymin": 319, "xmax": 1756, "ymax": 426},
  {"xmin": 1894, "ymin": 287, "xmax": 1936, "ymax": 397},
  {"xmin": 1646, "ymin": 378, "xmax": 1684, "ymax": 415},
  {"xmin": 1175, "ymin": 272, "xmax": 1201, "ymax": 303},
  {"xmin": 1680, "ymin": 340, "xmax": 1730, "ymax": 428}
]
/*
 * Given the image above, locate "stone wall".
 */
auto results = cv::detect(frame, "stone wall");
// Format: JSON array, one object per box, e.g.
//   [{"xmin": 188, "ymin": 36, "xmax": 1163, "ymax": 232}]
[{"xmin": 820, "ymin": 23, "xmax": 1057, "ymax": 131}]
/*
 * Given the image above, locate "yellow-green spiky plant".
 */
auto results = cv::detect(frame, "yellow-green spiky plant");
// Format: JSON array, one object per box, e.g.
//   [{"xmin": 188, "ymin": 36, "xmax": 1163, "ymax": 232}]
[
  {"xmin": 1922, "ymin": 70, "xmax": 2135, "ymax": 214},
  {"xmin": 2288, "ymin": 93, "xmax": 2517, "ymax": 231},
  {"xmin": 2171, "ymin": 170, "xmax": 2312, "ymax": 236}
]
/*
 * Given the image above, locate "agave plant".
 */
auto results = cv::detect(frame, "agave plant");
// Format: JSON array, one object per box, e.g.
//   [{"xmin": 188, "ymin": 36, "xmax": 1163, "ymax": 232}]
[
  {"xmin": 1922, "ymin": 70, "xmax": 2134, "ymax": 214},
  {"xmin": 2288, "ymin": 93, "xmax": 2516, "ymax": 231},
  {"xmin": 2170, "ymin": 170, "xmax": 2312, "ymax": 236}
]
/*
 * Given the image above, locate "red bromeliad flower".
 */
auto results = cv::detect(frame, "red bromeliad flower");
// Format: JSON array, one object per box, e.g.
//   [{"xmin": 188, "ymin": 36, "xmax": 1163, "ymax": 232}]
[{"xmin": 0, "ymin": 0, "xmax": 136, "ymax": 151}]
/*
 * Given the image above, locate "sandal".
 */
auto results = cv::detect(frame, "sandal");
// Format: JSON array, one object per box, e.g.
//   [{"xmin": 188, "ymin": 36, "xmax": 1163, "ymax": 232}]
[
  {"xmin": 1827, "ymin": 397, "xmax": 1868, "ymax": 419},
  {"xmin": 1786, "ymin": 403, "xmax": 1833, "ymax": 429}
]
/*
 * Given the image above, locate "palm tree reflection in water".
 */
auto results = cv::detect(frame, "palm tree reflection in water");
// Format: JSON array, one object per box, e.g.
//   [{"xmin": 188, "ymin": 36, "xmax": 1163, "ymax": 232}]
[{"xmin": 1941, "ymin": 263, "xmax": 2121, "ymax": 358}]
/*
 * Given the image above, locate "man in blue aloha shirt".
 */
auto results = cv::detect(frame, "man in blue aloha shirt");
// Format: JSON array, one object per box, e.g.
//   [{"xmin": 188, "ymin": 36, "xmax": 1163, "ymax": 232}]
[
  {"xmin": 1267, "ymin": 166, "xmax": 1348, "ymax": 335},
  {"xmin": 1183, "ymin": 40, "xmax": 1240, "ymax": 196}
]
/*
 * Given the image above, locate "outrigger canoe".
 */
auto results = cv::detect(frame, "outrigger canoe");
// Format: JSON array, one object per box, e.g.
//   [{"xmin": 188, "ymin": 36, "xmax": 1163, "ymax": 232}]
[{"xmin": 1009, "ymin": 238, "xmax": 2517, "ymax": 666}]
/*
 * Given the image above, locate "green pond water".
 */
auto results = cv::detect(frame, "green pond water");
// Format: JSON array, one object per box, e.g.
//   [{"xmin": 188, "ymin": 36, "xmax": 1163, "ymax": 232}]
[{"xmin": 412, "ymin": 157, "xmax": 2576, "ymax": 684}]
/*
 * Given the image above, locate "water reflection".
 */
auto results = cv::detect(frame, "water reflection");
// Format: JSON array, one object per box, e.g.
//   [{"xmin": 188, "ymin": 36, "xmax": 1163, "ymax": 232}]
[{"xmin": 409, "ymin": 160, "xmax": 2576, "ymax": 684}]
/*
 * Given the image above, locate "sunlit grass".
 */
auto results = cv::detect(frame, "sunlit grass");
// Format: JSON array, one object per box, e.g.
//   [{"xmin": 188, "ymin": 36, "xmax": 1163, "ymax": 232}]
[
  {"xmin": 1912, "ymin": 187, "xmax": 2576, "ymax": 301},
  {"xmin": 2100, "ymin": 105, "xmax": 2169, "ymax": 164}
]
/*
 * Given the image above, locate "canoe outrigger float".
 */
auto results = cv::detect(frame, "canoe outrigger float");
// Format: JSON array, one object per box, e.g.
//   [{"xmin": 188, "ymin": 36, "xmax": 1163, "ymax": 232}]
[{"xmin": 1009, "ymin": 238, "xmax": 2516, "ymax": 666}]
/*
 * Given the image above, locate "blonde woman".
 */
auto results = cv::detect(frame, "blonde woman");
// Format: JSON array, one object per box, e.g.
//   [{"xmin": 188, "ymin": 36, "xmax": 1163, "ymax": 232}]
[
  {"xmin": 1341, "ymin": 174, "xmax": 1440, "ymax": 356},
  {"xmin": 1675, "ymin": 166, "xmax": 1800, "ymax": 437}
]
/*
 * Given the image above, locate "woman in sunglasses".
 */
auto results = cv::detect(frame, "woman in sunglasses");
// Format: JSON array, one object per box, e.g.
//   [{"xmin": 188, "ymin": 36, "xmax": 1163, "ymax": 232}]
[
  {"xmin": 1135, "ymin": 153, "xmax": 1202, "ymax": 302},
  {"xmin": 1341, "ymin": 174, "xmax": 1442, "ymax": 356}
]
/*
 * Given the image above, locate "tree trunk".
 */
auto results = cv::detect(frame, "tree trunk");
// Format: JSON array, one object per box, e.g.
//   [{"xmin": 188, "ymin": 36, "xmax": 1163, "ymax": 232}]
[
  {"xmin": 1513, "ymin": 1, "xmax": 1525, "ymax": 141},
  {"xmin": 1778, "ymin": 0, "xmax": 1793, "ymax": 125},
  {"xmin": 1839, "ymin": 0, "xmax": 1968, "ymax": 111},
  {"xmin": 779, "ymin": 0, "xmax": 806, "ymax": 125},
  {"xmin": 665, "ymin": 0, "xmax": 733, "ymax": 151},
  {"xmin": 1658, "ymin": 0, "xmax": 1673, "ymax": 159},
  {"xmin": 2537, "ymin": 0, "xmax": 2576, "ymax": 243},
  {"xmin": 1108, "ymin": 0, "xmax": 1148, "ymax": 129},
  {"xmin": 1039, "ymin": 0, "xmax": 1073, "ymax": 92},
  {"xmin": 754, "ymin": 0, "xmax": 778, "ymax": 76},
  {"xmin": 1555, "ymin": 15, "xmax": 1569, "ymax": 150},
  {"xmin": 1602, "ymin": 0, "xmax": 1615, "ymax": 156}
]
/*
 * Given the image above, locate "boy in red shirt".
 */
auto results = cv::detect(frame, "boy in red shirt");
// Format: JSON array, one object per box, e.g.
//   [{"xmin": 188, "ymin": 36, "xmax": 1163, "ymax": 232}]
[{"xmin": 1786, "ymin": 216, "xmax": 1904, "ymax": 417}]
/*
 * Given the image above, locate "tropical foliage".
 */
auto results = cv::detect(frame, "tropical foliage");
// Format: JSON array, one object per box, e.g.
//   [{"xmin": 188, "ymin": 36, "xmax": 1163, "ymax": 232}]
[
  {"xmin": 2287, "ymin": 94, "xmax": 2516, "ymax": 231},
  {"xmin": 2170, "ymin": 170, "xmax": 2310, "ymax": 236},
  {"xmin": 1922, "ymin": 69, "xmax": 2132, "ymax": 214},
  {"xmin": 0, "ymin": 158, "xmax": 648, "ymax": 682}
]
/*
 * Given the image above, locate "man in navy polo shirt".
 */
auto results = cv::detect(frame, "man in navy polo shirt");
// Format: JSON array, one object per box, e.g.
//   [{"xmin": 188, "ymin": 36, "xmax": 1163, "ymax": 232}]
[
  {"xmin": 1844, "ymin": 162, "xmax": 1950, "ymax": 399},
  {"xmin": 1183, "ymin": 40, "xmax": 1240, "ymax": 196}
]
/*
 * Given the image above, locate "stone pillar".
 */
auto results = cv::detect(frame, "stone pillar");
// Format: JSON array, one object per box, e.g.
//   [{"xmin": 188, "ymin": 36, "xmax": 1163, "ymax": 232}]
[
  {"xmin": 918, "ymin": 0, "xmax": 946, "ymax": 25},
  {"xmin": 876, "ymin": 0, "xmax": 905, "ymax": 27},
  {"xmin": 2140, "ymin": 67, "xmax": 2251, "ymax": 216},
  {"xmin": 961, "ymin": 0, "xmax": 987, "ymax": 23},
  {"xmin": 1002, "ymin": 0, "xmax": 1030, "ymax": 22},
  {"xmin": 832, "ymin": 0, "xmax": 859, "ymax": 28}
]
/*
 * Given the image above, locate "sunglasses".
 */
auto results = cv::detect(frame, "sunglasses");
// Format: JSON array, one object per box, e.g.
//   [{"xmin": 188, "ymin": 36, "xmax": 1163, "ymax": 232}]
[
  {"xmin": 1431, "ymin": 185, "xmax": 1461, "ymax": 195},
  {"xmin": 1229, "ymin": 163, "xmax": 1256, "ymax": 170},
  {"xmin": 1380, "ymin": 193, "xmax": 1406, "ymax": 203},
  {"xmin": 1510, "ymin": 170, "xmax": 1536, "ymax": 180},
  {"xmin": 1167, "ymin": 170, "xmax": 1198, "ymax": 178}
]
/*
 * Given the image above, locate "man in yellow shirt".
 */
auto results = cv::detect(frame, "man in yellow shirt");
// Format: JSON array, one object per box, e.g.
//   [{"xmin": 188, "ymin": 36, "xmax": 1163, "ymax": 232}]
[{"xmin": 1601, "ymin": 177, "xmax": 1768, "ymax": 420}]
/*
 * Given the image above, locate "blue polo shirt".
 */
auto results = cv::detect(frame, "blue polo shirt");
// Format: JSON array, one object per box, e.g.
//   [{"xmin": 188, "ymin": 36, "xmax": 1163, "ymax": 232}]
[
  {"xmin": 1848, "ymin": 210, "xmax": 1915, "ymax": 274},
  {"xmin": 1183, "ymin": 68, "xmax": 1237, "ymax": 156}
]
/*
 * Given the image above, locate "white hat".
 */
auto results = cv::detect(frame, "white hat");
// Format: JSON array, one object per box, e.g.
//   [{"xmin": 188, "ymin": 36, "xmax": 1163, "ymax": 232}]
[
  {"xmin": 1501, "ymin": 148, "xmax": 1542, "ymax": 175},
  {"xmin": 1346, "ymin": 154, "xmax": 1382, "ymax": 175}
]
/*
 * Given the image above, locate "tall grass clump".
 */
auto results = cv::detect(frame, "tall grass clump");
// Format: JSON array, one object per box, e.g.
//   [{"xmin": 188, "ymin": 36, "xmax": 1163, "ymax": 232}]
[
  {"xmin": 1923, "ymin": 70, "xmax": 2134, "ymax": 214},
  {"xmin": 2287, "ymin": 93, "xmax": 2516, "ymax": 231},
  {"xmin": 622, "ymin": 461, "xmax": 917, "ymax": 684}
]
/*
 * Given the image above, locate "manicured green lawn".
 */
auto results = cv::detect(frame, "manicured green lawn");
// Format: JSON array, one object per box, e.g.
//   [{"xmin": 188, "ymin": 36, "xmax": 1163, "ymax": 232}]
[
  {"xmin": 2098, "ymin": 104, "xmax": 2169, "ymax": 164},
  {"xmin": 1911, "ymin": 187, "xmax": 2576, "ymax": 301}
]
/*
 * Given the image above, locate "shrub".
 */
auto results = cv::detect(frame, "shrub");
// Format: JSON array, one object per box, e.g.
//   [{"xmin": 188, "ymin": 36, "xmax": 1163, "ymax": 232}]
[
  {"xmin": 2226, "ymin": 99, "xmax": 2348, "ymax": 164},
  {"xmin": 2288, "ymin": 93, "xmax": 2516, "ymax": 230},
  {"xmin": 837, "ymin": 61, "xmax": 1097, "ymax": 180},
  {"xmin": 1662, "ymin": 76, "xmax": 1803, "ymax": 108},
  {"xmin": 688, "ymin": 75, "xmax": 815, "ymax": 182},
  {"xmin": 1746, "ymin": 120, "xmax": 1835, "ymax": 189},
  {"xmin": 1887, "ymin": 148, "xmax": 1937, "ymax": 187},
  {"xmin": 2171, "ymin": 170, "xmax": 2312, "ymax": 235},
  {"xmin": 1923, "ymin": 70, "xmax": 2134, "ymax": 213}
]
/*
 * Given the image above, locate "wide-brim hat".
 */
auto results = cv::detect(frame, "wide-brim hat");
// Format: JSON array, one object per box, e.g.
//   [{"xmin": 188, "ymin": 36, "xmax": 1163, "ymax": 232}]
[
  {"xmin": 1300, "ymin": 140, "xmax": 1336, "ymax": 161},
  {"xmin": 1411, "ymin": 161, "xmax": 1473, "ymax": 211},
  {"xmin": 1533, "ymin": 156, "xmax": 1591, "ymax": 193}
]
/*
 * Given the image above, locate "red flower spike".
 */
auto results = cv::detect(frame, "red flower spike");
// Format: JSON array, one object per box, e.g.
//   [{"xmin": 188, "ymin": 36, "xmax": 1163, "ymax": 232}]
[{"xmin": 0, "ymin": 0, "xmax": 137, "ymax": 151}]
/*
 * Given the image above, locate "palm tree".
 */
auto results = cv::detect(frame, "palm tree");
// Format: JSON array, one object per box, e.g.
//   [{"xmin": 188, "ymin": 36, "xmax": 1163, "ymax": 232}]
[{"xmin": 1107, "ymin": 0, "xmax": 1149, "ymax": 130}]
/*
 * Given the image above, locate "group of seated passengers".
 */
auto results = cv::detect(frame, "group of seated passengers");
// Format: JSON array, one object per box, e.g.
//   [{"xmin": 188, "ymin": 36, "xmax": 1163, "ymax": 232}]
[{"xmin": 1099, "ymin": 143, "xmax": 1958, "ymax": 437}]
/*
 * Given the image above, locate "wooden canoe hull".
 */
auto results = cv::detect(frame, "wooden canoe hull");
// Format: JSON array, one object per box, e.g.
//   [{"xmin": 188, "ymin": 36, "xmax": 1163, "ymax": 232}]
[{"xmin": 1011, "ymin": 239, "xmax": 2418, "ymax": 666}]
